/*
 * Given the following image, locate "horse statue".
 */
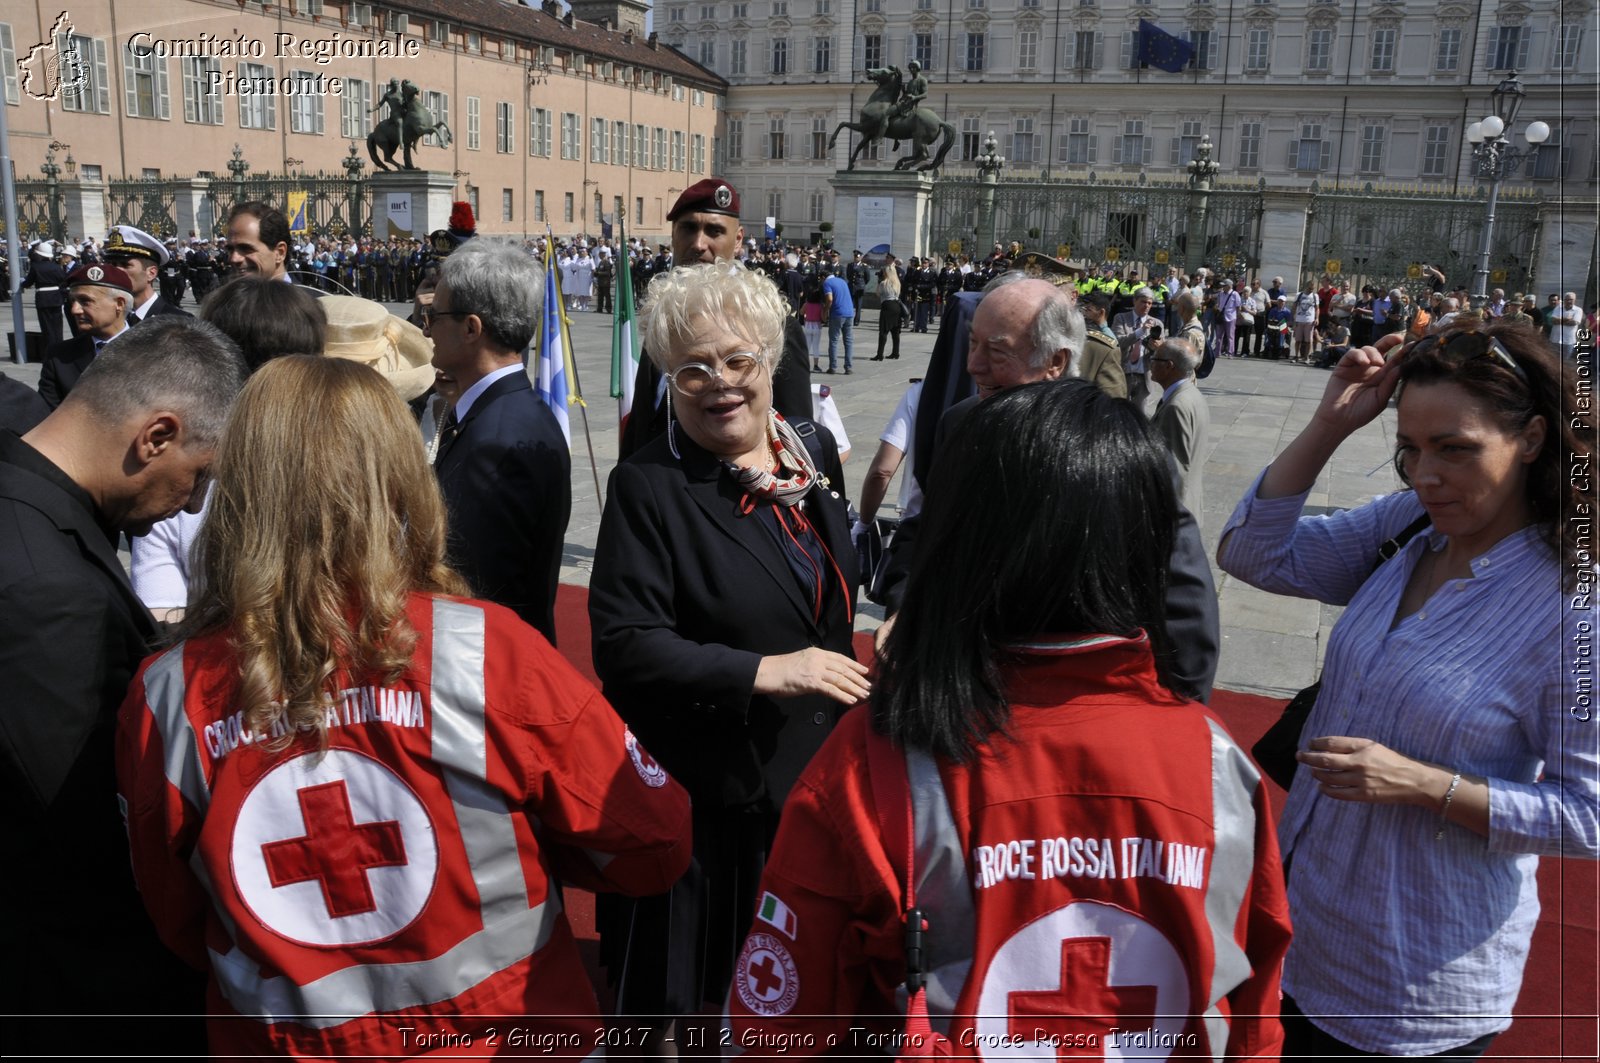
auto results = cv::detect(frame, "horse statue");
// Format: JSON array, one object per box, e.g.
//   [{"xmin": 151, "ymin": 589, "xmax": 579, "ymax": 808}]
[
  {"xmin": 368, "ymin": 80, "xmax": 453, "ymax": 171},
  {"xmin": 828, "ymin": 66, "xmax": 956, "ymax": 173}
]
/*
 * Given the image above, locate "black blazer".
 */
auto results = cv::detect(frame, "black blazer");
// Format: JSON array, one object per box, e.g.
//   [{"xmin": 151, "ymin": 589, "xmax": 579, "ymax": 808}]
[
  {"xmin": 433, "ymin": 370, "xmax": 571, "ymax": 644},
  {"xmin": 0, "ymin": 432, "xmax": 202, "ymax": 1026},
  {"xmin": 37, "ymin": 332, "xmax": 98, "ymax": 410},
  {"xmin": 589, "ymin": 423, "xmax": 857, "ymax": 811},
  {"xmin": 130, "ymin": 293, "xmax": 193, "ymax": 321},
  {"xmin": 0, "ymin": 374, "xmax": 49, "ymax": 435}
]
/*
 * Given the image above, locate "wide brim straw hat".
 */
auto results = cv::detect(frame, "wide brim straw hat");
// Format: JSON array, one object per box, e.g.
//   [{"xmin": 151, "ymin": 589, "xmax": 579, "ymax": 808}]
[{"xmin": 320, "ymin": 295, "xmax": 436, "ymax": 402}]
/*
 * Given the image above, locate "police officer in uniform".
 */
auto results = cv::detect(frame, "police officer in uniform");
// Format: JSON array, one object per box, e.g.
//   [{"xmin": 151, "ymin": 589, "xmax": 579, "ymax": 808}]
[{"xmin": 845, "ymin": 250, "xmax": 871, "ymax": 327}]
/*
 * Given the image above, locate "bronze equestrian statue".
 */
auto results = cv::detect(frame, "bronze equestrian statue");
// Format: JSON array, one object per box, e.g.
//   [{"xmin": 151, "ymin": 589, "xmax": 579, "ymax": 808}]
[
  {"xmin": 368, "ymin": 79, "xmax": 453, "ymax": 171},
  {"xmin": 828, "ymin": 64, "xmax": 956, "ymax": 173}
]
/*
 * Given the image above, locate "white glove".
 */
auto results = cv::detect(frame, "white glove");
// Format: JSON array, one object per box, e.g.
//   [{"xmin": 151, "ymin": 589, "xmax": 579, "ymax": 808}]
[{"xmin": 851, "ymin": 520, "xmax": 871, "ymax": 547}]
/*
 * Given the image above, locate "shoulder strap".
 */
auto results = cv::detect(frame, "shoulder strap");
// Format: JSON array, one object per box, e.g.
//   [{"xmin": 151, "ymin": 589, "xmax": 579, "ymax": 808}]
[{"xmin": 1375, "ymin": 513, "xmax": 1432, "ymax": 570}]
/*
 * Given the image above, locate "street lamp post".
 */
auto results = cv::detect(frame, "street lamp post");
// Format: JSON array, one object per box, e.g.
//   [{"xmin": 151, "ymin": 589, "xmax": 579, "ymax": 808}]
[
  {"xmin": 1185, "ymin": 134, "xmax": 1220, "ymax": 276},
  {"xmin": 41, "ymin": 141, "xmax": 68, "ymax": 243},
  {"xmin": 342, "ymin": 142, "xmax": 365, "ymax": 237},
  {"xmin": 1466, "ymin": 72, "xmax": 1549, "ymax": 308},
  {"xmin": 976, "ymin": 131, "xmax": 1005, "ymax": 250}
]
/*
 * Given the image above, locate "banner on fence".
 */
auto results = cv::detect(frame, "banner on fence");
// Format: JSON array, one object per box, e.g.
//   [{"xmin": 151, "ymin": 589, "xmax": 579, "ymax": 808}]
[{"xmin": 286, "ymin": 192, "xmax": 308, "ymax": 234}]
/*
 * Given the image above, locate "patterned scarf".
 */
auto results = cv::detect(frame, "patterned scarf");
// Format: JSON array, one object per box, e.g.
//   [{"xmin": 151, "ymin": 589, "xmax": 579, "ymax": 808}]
[{"xmin": 725, "ymin": 412, "xmax": 817, "ymax": 508}]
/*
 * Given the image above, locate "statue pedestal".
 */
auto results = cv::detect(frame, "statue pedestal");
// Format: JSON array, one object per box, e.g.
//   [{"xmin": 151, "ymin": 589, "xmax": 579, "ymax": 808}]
[
  {"xmin": 827, "ymin": 170, "xmax": 936, "ymax": 262},
  {"xmin": 370, "ymin": 171, "xmax": 457, "ymax": 240}
]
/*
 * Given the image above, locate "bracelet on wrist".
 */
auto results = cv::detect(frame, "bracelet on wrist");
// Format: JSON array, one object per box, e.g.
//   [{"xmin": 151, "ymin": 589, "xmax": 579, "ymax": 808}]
[{"xmin": 1435, "ymin": 771, "xmax": 1462, "ymax": 841}]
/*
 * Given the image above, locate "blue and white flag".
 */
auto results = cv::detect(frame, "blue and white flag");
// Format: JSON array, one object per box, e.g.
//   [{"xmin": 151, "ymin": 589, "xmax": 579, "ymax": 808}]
[{"xmin": 537, "ymin": 231, "xmax": 573, "ymax": 446}]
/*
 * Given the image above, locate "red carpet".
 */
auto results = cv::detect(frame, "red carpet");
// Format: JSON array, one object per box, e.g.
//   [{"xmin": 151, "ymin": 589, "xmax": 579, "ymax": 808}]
[{"xmin": 555, "ymin": 585, "xmax": 1597, "ymax": 1057}]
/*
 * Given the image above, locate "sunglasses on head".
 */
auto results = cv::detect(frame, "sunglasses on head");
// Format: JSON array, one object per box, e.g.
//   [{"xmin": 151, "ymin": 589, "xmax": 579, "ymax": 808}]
[{"xmin": 1404, "ymin": 330, "xmax": 1527, "ymax": 382}]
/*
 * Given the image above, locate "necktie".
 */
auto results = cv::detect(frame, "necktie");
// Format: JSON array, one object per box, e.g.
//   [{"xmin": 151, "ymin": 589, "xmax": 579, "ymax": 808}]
[
  {"xmin": 127, "ymin": 311, "xmax": 138, "ymax": 327},
  {"xmin": 429, "ymin": 406, "xmax": 459, "ymax": 464}
]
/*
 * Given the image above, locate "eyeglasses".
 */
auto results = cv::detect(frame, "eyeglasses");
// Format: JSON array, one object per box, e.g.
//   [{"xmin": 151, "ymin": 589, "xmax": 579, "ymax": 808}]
[
  {"xmin": 665, "ymin": 352, "xmax": 765, "ymax": 396},
  {"xmin": 1405, "ymin": 330, "xmax": 1527, "ymax": 382},
  {"xmin": 421, "ymin": 308, "xmax": 473, "ymax": 328}
]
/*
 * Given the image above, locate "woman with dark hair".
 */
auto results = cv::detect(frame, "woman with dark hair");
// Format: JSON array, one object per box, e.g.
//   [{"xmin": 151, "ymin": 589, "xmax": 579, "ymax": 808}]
[
  {"xmin": 1218, "ymin": 321, "xmax": 1599, "ymax": 1057},
  {"xmin": 117, "ymin": 357, "xmax": 690, "ymax": 1058},
  {"xmin": 726, "ymin": 379, "xmax": 1292, "ymax": 1056},
  {"xmin": 195, "ymin": 276, "xmax": 326, "ymax": 371}
]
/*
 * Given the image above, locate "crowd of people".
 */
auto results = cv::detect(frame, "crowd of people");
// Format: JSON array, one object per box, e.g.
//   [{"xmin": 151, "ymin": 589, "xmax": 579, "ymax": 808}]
[{"xmin": 0, "ymin": 174, "xmax": 1594, "ymax": 1059}]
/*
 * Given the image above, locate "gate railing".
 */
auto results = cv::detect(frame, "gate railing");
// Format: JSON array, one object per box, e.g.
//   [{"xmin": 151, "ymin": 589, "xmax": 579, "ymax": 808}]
[{"xmin": 930, "ymin": 173, "xmax": 1266, "ymax": 278}]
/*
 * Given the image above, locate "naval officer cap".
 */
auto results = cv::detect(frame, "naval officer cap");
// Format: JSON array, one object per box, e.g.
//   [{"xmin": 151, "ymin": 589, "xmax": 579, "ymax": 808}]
[
  {"xmin": 104, "ymin": 225, "xmax": 170, "ymax": 267},
  {"xmin": 667, "ymin": 178, "xmax": 741, "ymax": 222}
]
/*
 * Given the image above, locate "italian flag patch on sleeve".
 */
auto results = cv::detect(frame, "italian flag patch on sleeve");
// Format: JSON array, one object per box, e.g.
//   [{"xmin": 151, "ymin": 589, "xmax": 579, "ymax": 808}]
[{"xmin": 757, "ymin": 891, "xmax": 797, "ymax": 939}]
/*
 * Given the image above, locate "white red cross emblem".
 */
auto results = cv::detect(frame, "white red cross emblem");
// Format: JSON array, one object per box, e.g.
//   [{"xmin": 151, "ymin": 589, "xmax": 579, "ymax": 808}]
[
  {"xmin": 735, "ymin": 932, "xmax": 799, "ymax": 1017},
  {"xmin": 975, "ymin": 901, "xmax": 1190, "ymax": 1060},
  {"xmin": 231, "ymin": 749, "xmax": 439, "ymax": 947}
]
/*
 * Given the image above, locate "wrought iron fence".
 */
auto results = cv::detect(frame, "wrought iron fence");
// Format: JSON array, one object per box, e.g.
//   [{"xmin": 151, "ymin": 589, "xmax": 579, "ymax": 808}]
[
  {"xmin": 930, "ymin": 173, "xmax": 1266, "ymax": 277},
  {"xmin": 929, "ymin": 172, "xmax": 1546, "ymax": 295},
  {"xmin": 1300, "ymin": 180, "xmax": 1543, "ymax": 296},
  {"xmin": 0, "ymin": 181, "xmax": 64, "ymax": 243},
  {"xmin": 227, "ymin": 172, "xmax": 371, "ymax": 240},
  {"xmin": 106, "ymin": 177, "xmax": 179, "ymax": 237},
  {"xmin": 2, "ymin": 171, "xmax": 371, "ymax": 246}
]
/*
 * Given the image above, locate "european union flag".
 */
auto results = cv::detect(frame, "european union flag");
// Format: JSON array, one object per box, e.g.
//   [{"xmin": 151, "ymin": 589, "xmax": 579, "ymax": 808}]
[{"xmin": 1137, "ymin": 19, "xmax": 1195, "ymax": 74}]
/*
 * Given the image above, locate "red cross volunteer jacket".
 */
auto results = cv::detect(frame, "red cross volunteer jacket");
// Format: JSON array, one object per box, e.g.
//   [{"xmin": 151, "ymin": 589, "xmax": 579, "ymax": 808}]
[
  {"xmin": 724, "ymin": 635, "xmax": 1292, "ymax": 1060},
  {"xmin": 116, "ymin": 594, "xmax": 691, "ymax": 1060}
]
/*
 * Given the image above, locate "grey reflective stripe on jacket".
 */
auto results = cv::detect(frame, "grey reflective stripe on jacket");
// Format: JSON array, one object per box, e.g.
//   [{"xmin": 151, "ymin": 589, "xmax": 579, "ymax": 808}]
[
  {"xmin": 900, "ymin": 730, "xmax": 1262, "ymax": 1060},
  {"xmin": 142, "ymin": 644, "xmax": 211, "ymax": 813},
  {"xmin": 144, "ymin": 599, "xmax": 560, "ymax": 1026}
]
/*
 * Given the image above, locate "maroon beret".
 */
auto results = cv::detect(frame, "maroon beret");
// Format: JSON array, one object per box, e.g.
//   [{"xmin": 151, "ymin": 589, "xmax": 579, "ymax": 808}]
[
  {"xmin": 667, "ymin": 178, "xmax": 740, "ymax": 222},
  {"xmin": 67, "ymin": 263, "xmax": 135, "ymax": 296}
]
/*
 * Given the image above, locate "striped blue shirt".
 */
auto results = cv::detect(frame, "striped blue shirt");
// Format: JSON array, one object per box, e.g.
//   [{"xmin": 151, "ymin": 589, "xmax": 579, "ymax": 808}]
[{"xmin": 1219, "ymin": 473, "xmax": 1598, "ymax": 1055}]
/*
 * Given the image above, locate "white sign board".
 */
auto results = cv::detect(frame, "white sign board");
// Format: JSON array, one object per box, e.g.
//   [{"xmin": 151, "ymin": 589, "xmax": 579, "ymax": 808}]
[
  {"xmin": 856, "ymin": 197, "xmax": 895, "ymax": 254},
  {"xmin": 386, "ymin": 194, "xmax": 413, "ymax": 237}
]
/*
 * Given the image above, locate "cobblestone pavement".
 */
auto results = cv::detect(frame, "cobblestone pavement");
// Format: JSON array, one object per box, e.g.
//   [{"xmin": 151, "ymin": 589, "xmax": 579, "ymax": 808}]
[{"xmin": 3, "ymin": 298, "xmax": 1403, "ymax": 698}]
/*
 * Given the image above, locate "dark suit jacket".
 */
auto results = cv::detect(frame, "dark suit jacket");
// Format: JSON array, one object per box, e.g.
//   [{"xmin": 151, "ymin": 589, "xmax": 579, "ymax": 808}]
[
  {"xmin": 589, "ymin": 424, "xmax": 856, "ymax": 811},
  {"xmin": 37, "ymin": 332, "xmax": 99, "ymax": 410},
  {"xmin": 0, "ymin": 432, "xmax": 202, "ymax": 1028},
  {"xmin": 129, "ymin": 293, "xmax": 193, "ymax": 322},
  {"xmin": 0, "ymin": 373, "xmax": 49, "ymax": 435},
  {"xmin": 433, "ymin": 370, "xmax": 571, "ymax": 644},
  {"xmin": 880, "ymin": 386, "xmax": 1221, "ymax": 702},
  {"xmin": 617, "ymin": 315, "xmax": 814, "ymax": 461}
]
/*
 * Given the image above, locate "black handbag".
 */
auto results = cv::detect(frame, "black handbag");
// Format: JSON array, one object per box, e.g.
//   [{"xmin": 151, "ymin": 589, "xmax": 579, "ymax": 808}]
[{"xmin": 1250, "ymin": 514, "xmax": 1432, "ymax": 789}]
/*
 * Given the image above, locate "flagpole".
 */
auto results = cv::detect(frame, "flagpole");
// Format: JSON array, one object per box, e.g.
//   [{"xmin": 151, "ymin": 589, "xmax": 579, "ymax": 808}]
[{"xmin": 548, "ymin": 228, "xmax": 605, "ymax": 506}]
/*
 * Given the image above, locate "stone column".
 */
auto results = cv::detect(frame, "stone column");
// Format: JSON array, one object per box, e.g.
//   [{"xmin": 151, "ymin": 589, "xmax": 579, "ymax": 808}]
[
  {"xmin": 369, "ymin": 170, "xmax": 457, "ymax": 241},
  {"xmin": 1532, "ymin": 197, "xmax": 1599, "ymax": 298},
  {"xmin": 1258, "ymin": 189, "xmax": 1316, "ymax": 286},
  {"xmin": 61, "ymin": 180, "xmax": 105, "ymax": 241},
  {"xmin": 827, "ymin": 170, "xmax": 936, "ymax": 262},
  {"xmin": 170, "ymin": 178, "xmax": 221, "ymax": 240}
]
